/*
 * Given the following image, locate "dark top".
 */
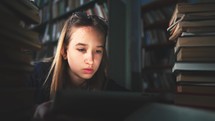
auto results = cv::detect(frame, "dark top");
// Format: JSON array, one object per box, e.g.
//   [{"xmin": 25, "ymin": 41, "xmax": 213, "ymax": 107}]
[{"xmin": 27, "ymin": 61, "xmax": 129, "ymax": 104}]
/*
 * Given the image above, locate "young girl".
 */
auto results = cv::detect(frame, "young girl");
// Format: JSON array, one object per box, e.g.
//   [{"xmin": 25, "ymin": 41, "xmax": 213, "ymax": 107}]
[{"xmin": 28, "ymin": 12, "xmax": 128, "ymax": 118}]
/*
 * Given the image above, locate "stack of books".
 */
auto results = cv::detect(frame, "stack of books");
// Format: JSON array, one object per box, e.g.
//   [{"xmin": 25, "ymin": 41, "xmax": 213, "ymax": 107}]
[
  {"xmin": 167, "ymin": 2, "xmax": 215, "ymax": 109},
  {"xmin": 0, "ymin": 0, "xmax": 41, "ymax": 120}
]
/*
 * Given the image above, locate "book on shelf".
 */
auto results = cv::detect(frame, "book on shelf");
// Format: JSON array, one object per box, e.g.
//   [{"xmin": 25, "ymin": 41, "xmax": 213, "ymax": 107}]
[
  {"xmin": 174, "ymin": 93, "xmax": 215, "ymax": 109},
  {"xmin": 176, "ymin": 72, "xmax": 215, "ymax": 83},
  {"xmin": 176, "ymin": 83, "xmax": 215, "ymax": 95},
  {"xmin": 172, "ymin": 62, "xmax": 215, "ymax": 72},
  {"xmin": 169, "ymin": 2, "xmax": 215, "ymax": 28},
  {"xmin": 142, "ymin": 71, "xmax": 175, "ymax": 92}
]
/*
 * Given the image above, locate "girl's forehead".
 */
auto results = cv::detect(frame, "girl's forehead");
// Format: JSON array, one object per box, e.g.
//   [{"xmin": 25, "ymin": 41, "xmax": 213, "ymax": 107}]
[{"xmin": 69, "ymin": 26, "xmax": 105, "ymax": 45}]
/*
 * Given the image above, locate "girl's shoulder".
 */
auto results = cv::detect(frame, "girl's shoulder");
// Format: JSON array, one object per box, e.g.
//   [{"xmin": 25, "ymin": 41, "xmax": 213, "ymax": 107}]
[
  {"xmin": 28, "ymin": 57, "xmax": 53, "ymax": 86},
  {"xmin": 35, "ymin": 57, "xmax": 53, "ymax": 67},
  {"xmin": 34, "ymin": 60, "xmax": 52, "ymax": 71}
]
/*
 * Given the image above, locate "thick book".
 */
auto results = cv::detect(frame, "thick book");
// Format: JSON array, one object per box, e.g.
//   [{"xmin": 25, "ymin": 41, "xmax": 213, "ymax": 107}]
[
  {"xmin": 1, "ymin": 46, "xmax": 33, "ymax": 65},
  {"xmin": 176, "ymin": 84, "xmax": 215, "ymax": 95},
  {"xmin": 175, "ymin": 36, "xmax": 215, "ymax": 53},
  {"xmin": 0, "ymin": 59, "xmax": 34, "ymax": 72},
  {"xmin": 172, "ymin": 62, "xmax": 215, "ymax": 72},
  {"xmin": 2, "ymin": 0, "xmax": 40, "ymax": 24},
  {"xmin": 176, "ymin": 35, "xmax": 215, "ymax": 46},
  {"xmin": 169, "ymin": 20, "xmax": 215, "ymax": 40},
  {"xmin": 169, "ymin": 2, "xmax": 215, "ymax": 27},
  {"xmin": 174, "ymin": 93, "xmax": 215, "ymax": 109},
  {"xmin": 180, "ymin": 32, "xmax": 215, "ymax": 37},
  {"xmin": 0, "ymin": 27, "xmax": 42, "ymax": 51},
  {"xmin": 185, "ymin": 27, "xmax": 215, "ymax": 33},
  {"xmin": 176, "ymin": 47, "xmax": 215, "ymax": 62},
  {"xmin": 50, "ymin": 89, "xmax": 164, "ymax": 120},
  {"xmin": 176, "ymin": 72, "xmax": 215, "ymax": 83}
]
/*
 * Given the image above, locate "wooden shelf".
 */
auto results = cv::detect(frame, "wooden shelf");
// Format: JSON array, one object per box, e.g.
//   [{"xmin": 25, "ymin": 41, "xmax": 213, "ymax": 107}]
[
  {"xmin": 141, "ymin": 0, "xmax": 178, "ymax": 13},
  {"xmin": 141, "ymin": 0, "xmax": 179, "ymax": 12},
  {"xmin": 142, "ymin": 65, "xmax": 173, "ymax": 72},
  {"xmin": 144, "ymin": 20, "xmax": 169, "ymax": 30}
]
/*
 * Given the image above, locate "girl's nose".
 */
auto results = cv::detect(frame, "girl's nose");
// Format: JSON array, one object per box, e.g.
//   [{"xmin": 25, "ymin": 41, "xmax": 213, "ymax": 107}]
[
  {"xmin": 84, "ymin": 58, "xmax": 93, "ymax": 65},
  {"xmin": 84, "ymin": 52, "xmax": 94, "ymax": 65}
]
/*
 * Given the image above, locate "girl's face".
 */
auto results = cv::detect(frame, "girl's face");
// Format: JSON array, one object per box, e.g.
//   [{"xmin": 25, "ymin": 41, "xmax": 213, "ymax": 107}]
[{"xmin": 63, "ymin": 26, "xmax": 105, "ymax": 86}]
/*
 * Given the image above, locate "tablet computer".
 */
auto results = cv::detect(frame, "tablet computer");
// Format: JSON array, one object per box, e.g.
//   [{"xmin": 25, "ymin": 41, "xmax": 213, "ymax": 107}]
[{"xmin": 50, "ymin": 89, "xmax": 160, "ymax": 120}]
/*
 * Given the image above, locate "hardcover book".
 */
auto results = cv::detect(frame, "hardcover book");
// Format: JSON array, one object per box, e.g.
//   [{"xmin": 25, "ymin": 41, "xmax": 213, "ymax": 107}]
[
  {"xmin": 177, "ymin": 84, "xmax": 215, "ymax": 95},
  {"xmin": 176, "ymin": 47, "xmax": 215, "ymax": 62},
  {"xmin": 172, "ymin": 62, "xmax": 215, "ymax": 72},
  {"xmin": 176, "ymin": 72, "xmax": 215, "ymax": 83},
  {"xmin": 169, "ymin": 2, "xmax": 215, "ymax": 28},
  {"xmin": 174, "ymin": 93, "xmax": 215, "ymax": 109}
]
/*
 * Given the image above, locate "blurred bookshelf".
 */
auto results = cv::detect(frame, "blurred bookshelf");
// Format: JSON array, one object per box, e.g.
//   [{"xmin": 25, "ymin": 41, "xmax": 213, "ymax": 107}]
[
  {"xmin": 141, "ymin": 0, "xmax": 186, "ymax": 93},
  {"xmin": 0, "ymin": 0, "xmax": 41, "ymax": 120},
  {"xmin": 31, "ymin": 0, "xmax": 108, "ymax": 62}
]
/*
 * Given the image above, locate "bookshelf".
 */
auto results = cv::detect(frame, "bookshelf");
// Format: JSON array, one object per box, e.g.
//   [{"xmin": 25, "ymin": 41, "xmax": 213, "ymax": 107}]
[
  {"xmin": 0, "ymin": 0, "xmax": 41, "ymax": 120},
  {"xmin": 141, "ymin": 0, "xmax": 184, "ymax": 93},
  {"xmin": 32, "ymin": 0, "xmax": 108, "ymax": 62}
]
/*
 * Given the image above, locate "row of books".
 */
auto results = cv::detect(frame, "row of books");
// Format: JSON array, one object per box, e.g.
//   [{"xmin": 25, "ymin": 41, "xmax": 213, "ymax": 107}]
[
  {"xmin": 41, "ymin": 1, "xmax": 108, "ymax": 43},
  {"xmin": 34, "ymin": 0, "xmax": 49, "ymax": 7},
  {"xmin": 168, "ymin": 2, "xmax": 215, "ymax": 109},
  {"xmin": 142, "ymin": 71, "xmax": 175, "ymax": 92},
  {"xmin": 142, "ymin": 48, "xmax": 174, "ymax": 68},
  {"xmin": 38, "ymin": 0, "xmax": 108, "ymax": 23},
  {"xmin": 143, "ymin": 29, "xmax": 168, "ymax": 46},
  {"xmin": 41, "ymin": 20, "xmax": 64, "ymax": 44},
  {"xmin": 142, "ymin": 6, "xmax": 174, "ymax": 27},
  {"xmin": 141, "ymin": 0, "xmax": 178, "ymax": 93},
  {"xmin": 39, "ymin": 0, "xmax": 85, "ymax": 23},
  {"xmin": 0, "ymin": 0, "xmax": 41, "ymax": 120}
]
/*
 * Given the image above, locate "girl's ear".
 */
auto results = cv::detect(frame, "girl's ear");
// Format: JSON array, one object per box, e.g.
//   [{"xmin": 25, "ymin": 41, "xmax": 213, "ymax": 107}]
[{"xmin": 61, "ymin": 47, "xmax": 67, "ymax": 60}]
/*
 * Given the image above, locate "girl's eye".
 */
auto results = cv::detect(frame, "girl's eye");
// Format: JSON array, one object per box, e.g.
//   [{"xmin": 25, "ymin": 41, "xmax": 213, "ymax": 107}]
[
  {"xmin": 77, "ymin": 48, "xmax": 86, "ymax": 52},
  {"xmin": 96, "ymin": 50, "xmax": 103, "ymax": 54}
]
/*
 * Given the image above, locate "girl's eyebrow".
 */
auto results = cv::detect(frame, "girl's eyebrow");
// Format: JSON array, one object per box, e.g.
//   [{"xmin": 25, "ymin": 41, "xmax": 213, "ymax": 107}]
[
  {"xmin": 75, "ymin": 43, "xmax": 87, "ymax": 46},
  {"xmin": 97, "ymin": 45, "xmax": 104, "ymax": 48},
  {"xmin": 76, "ymin": 43, "xmax": 104, "ymax": 48}
]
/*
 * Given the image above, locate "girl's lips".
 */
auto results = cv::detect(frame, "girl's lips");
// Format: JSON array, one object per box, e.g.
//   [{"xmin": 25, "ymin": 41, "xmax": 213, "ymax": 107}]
[{"xmin": 83, "ymin": 68, "xmax": 93, "ymax": 74}]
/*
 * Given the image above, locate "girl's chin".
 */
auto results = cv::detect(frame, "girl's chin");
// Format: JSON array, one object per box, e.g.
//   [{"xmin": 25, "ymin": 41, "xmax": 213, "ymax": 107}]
[{"xmin": 81, "ymin": 75, "xmax": 93, "ymax": 79}]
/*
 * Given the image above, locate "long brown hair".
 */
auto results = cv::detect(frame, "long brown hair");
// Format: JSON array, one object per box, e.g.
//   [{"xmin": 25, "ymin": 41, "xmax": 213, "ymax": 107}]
[{"xmin": 44, "ymin": 12, "xmax": 109, "ymax": 98}]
